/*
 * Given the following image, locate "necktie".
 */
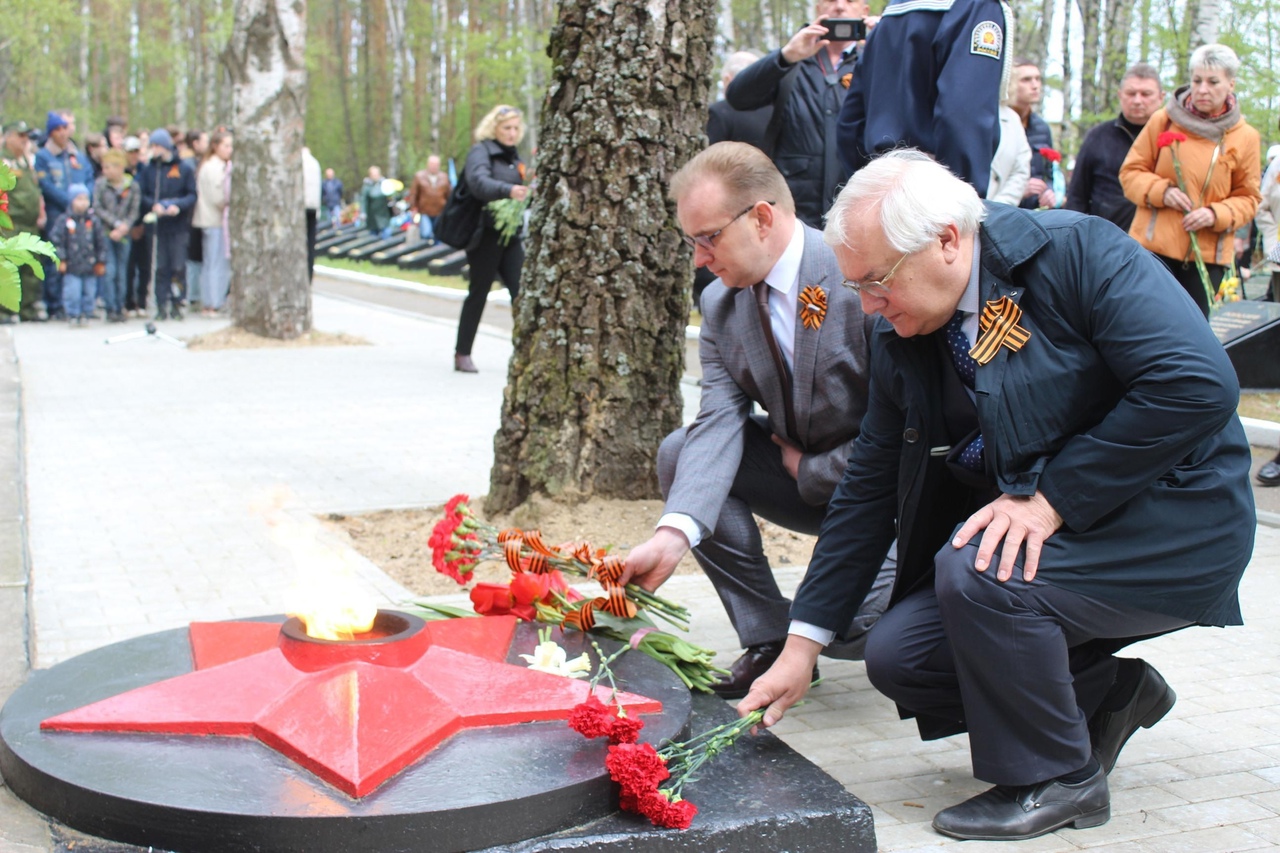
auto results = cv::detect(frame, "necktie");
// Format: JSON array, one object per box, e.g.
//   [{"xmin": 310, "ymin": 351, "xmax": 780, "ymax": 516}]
[
  {"xmin": 755, "ymin": 282, "xmax": 798, "ymax": 441},
  {"xmin": 943, "ymin": 312, "xmax": 985, "ymax": 473}
]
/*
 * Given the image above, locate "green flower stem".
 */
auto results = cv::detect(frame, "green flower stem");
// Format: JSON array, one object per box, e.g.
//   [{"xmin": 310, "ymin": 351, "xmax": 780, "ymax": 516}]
[
  {"xmin": 659, "ymin": 709, "xmax": 765, "ymax": 798},
  {"xmin": 1169, "ymin": 144, "xmax": 1217, "ymax": 307}
]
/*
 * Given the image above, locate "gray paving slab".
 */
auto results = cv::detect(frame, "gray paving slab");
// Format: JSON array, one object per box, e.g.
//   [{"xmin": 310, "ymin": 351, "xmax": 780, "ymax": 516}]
[{"xmin": 3, "ymin": 277, "xmax": 1280, "ymax": 851}]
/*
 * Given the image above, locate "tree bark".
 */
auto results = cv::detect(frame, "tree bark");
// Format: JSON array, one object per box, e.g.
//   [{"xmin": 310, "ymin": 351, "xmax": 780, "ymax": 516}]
[
  {"xmin": 1191, "ymin": 0, "xmax": 1219, "ymax": 49},
  {"xmin": 487, "ymin": 0, "xmax": 715, "ymax": 512},
  {"xmin": 1075, "ymin": 0, "xmax": 1101, "ymax": 121},
  {"xmin": 1097, "ymin": 0, "xmax": 1134, "ymax": 116},
  {"xmin": 223, "ymin": 0, "xmax": 312, "ymax": 339},
  {"xmin": 385, "ymin": 0, "xmax": 407, "ymax": 177}
]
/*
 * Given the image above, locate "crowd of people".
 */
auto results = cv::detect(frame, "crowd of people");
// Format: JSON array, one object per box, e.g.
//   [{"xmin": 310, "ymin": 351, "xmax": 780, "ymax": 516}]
[{"xmin": 0, "ymin": 111, "xmax": 239, "ymax": 325}]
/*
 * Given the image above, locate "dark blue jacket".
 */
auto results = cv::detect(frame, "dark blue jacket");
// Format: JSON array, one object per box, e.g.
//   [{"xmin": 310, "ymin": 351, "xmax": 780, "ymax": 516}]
[
  {"xmin": 793, "ymin": 204, "xmax": 1252, "ymax": 640},
  {"xmin": 321, "ymin": 177, "xmax": 344, "ymax": 209},
  {"xmin": 34, "ymin": 143, "xmax": 94, "ymax": 223},
  {"xmin": 1065, "ymin": 114, "xmax": 1144, "ymax": 232},
  {"xmin": 137, "ymin": 155, "xmax": 197, "ymax": 234},
  {"xmin": 726, "ymin": 47, "xmax": 858, "ymax": 229},
  {"xmin": 837, "ymin": 0, "xmax": 1006, "ymax": 197},
  {"xmin": 1020, "ymin": 111, "xmax": 1055, "ymax": 208}
]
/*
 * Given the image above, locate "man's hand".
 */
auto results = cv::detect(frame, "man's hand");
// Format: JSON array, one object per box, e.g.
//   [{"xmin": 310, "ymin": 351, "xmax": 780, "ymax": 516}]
[
  {"xmin": 1181, "ymin": 207, "xmax": 1215, "ymax": 231},
  {"xmin": 1025, "ymin": 177, "xmax": 1048, "ymax": 198},
  {"xmin": 165, "ymin": 204, "xmax": 180, "ymax": 217},
  {"xmin": 152, "ymin": 203, "xmax": 166, "ymax": 216},
  {"xmin": 110, "ymin": 224, "xmax": 128, "ymax": 241},
  {"xmin": 951, "ymin": 490, "xmax": 1063, "ymax": 582},
  {"xmin": 1038, "ymin": 188, "xmax": 1057, "ymax": 209},
  {"xmin": 616, "ymin": 527, "xmax": 689, "ymax": 593},
  {"xmin": 510, "ymin": 185, "xmax": 529, "ymax": 201},
  {"xmin": 1163, "ymin": 186, "xmax": 1193, "ymax": 212},
  {"xmin": 771, "ymin": 434, "xmax": 802, "ymax": 480},
  {"xmin": 736, "ymin": 636, "xmax": 822, "ymax": 728},
  {"xmin": 780, "ymin": 19, "xmax": 833, "ymax": 65}
]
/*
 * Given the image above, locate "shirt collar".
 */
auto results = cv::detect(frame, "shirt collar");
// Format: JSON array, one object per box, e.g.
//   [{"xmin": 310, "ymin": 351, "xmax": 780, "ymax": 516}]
[
  {"xmin": 763, "ymin": 220, "xmax": 804, "ymax": 298},
  {"xmin": 958, "ymin": 238, "xmax": 982, "ymax": 317}
]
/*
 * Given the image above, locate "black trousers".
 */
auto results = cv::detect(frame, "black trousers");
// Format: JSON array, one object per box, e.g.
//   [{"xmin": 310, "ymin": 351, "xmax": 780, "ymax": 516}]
[
  {"xmin": 153, "ymin": 229, "xmax": 189, "ymax": 312},
  {"xmin": 127, "ymin": 230, "xmax": 151, "ymax": 311},
  {"xmin": 864, "ymin": 541, "xmax": 1189, "ymax": 787},
  {"xmin": 456, "ymin": 229, "xmax": 522, "ymax": 356},
  {"xmin": 306, "ymin": 208, "xmax": 317, "ymax": 282},
  {"xmin": 1156, "ymin": 253, "xmax": 1225, "ymax": 318}
]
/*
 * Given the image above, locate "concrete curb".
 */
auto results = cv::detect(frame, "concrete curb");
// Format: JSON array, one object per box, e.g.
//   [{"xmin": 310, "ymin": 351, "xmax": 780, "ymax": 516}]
[
  {"xmin": 314, "ymin": 263, "xmax": 703, "ymax": 341},
  {"xmin": 1242, "ymin": 416, "xmax": 1280, "ymax": 449}
]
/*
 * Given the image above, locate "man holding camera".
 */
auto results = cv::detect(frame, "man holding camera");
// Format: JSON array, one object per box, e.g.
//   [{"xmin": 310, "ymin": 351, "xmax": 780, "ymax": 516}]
[
  {"xmin": 725, "ymin": 0, "xmax": 870, "ymax": 230},
  {"xmin": 837, "ymin": 0, "xmax": 1008, "ymax": 198}
]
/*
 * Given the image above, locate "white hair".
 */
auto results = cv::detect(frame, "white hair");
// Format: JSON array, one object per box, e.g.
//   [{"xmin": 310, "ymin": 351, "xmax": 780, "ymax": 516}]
[
  {"xmin": 1189, "ymin": 44, "xmax": 1240, "ymax": 80},
  {"xmin": 721, "ymin": 51, "xmax": 761, "ymax": 82},
  {"xmin": 824, "ymin": 150, "xmax": 987, "ymax": 254}
]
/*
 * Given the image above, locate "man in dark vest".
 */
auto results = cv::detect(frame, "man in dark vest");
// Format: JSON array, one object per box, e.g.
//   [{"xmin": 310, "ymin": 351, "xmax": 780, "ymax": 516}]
[{"xmin": 740, "ymin": 150, "xmax": 1253, "ymax": 842}]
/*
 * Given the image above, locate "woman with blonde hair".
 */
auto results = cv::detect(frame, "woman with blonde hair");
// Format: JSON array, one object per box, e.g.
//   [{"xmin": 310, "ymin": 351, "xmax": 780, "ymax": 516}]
[
  {"xmin": 452, "ymin": 104, "xmax": 530, "ymax": 373},
  {"xmin": 1120, "ymin": 43, "xmax": 1261, "ymax": 318}
]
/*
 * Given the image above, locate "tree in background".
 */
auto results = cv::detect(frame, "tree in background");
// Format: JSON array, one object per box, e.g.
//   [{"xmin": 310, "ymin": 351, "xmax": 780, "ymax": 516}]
[
  {"xmin": 223, "ymin": 0, "xmax": 311, "ymax": 339},
  {"xmin": 486, "ymin": 0, "xmax": 715, "ymax": 511}
]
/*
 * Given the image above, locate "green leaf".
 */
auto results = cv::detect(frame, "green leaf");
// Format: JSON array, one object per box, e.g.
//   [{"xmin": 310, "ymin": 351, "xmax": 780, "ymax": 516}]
[
  {"xmin": 0, "ymin": 163, "xmax": 15, "ymax": 193},
  {"xmin": 0, "ymin": 264, "xmax": 20, "ymax": 312},
  {"xmin": 0, "ymin": 211, "xmax": 11, "ymax": 231}
]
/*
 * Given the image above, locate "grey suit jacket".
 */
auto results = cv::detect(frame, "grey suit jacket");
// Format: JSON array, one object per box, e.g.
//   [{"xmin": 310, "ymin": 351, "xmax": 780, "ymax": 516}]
[{"xmin": 666, "ymin": 222, "xmax": 874, "ymax": 534}]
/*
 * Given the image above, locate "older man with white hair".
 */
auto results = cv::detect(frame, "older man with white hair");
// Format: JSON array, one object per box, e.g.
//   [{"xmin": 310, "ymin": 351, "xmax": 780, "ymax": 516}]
[{"xmin": 740, "ymin": 150, "xmax": 1254, "ymax": 841}]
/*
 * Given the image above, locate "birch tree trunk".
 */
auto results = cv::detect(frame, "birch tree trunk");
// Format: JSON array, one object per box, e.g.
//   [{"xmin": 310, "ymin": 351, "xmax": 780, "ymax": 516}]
[
  {"xmin": 223, "ymin": 0, "xmax": 311, "ymax": 339},
  {"xmin": 1075, "ymin": 0, "xmax": 1101, "ymax": 120},
  {"xmin": 487, "ymin": 0, "xmax": 715, "ymax": 511},
  {"xmin": 1059, "ymin": 0, "xmax": 1075, "ymax": 154},
  {"xmin": 385, "ymin": 0, "xmax": 406, "ymax": 178},
  {"xmin": 80, "ymin": 0, "xmax": 91, "ymax": 117},
  {"xmin": 1192, "ymin": 0, "xmax": 1219, "ymax": 48},
  {"xmin": 171, "ymin": 1, "xmax": 188, "ymax": 126},
  {"xmin": 1098, "ymin": 0, "xmax": 1135, "ymax": 114}
]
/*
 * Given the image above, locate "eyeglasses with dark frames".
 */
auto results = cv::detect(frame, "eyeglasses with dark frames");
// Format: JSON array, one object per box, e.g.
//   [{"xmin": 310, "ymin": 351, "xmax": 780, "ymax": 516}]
[
  {"xmin": 681, "ymin": 201, "xmax": 774, "ymax": 251},
  {"xmin": 841, "ymin": 251, "xmax": 910, "ymax": 297}
]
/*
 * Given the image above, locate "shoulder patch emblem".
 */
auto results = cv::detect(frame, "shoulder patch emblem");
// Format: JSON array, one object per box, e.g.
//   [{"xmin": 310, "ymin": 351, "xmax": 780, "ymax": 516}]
[
  {"xmin": 840, "ymin": 72, "xmax": 852, "ymax": 89},
  {"xmin": 970, "ymin": 21, "xmax": 1002, "ymax": 60}
]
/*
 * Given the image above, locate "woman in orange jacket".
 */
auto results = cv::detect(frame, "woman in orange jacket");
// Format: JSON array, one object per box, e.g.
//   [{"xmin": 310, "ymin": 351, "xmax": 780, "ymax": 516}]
[{"xmin": 1120, "ymin": 43, "xmax": 1261, "ymax": 318}]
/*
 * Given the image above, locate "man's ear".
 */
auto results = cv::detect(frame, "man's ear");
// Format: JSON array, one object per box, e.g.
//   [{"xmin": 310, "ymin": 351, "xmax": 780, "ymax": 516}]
[
  {"xmin": 754, "ymin": 200, "xmax": 776, "ymax": 236},
  {"xmin": 938, "ymin": 222, "xmax": 964, "ymax": 264}
]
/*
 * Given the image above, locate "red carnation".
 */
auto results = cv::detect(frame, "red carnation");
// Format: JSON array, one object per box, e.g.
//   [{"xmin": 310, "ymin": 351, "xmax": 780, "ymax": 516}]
[
  {"xmin": 636, "ymin": 790, "xmax": 698, "ymax": 830},
  {"xmin": 444, "ymin": 493, "xmax": 470, "ymax": 514},
  {"xmin": 605, "ymin": 742, "xmax": 669, "ymax": 795},
  {"xmin": 568, "ymin": 696, "xmax": 615, "ymax": 739},
  {"xmin": 1157, "ymin": 130, "xmax": 1188, "ymax": 148},
  {"xmin": 1038, "ymin": 147, "xmax": 1062, "ymax": 163},
  {"xmin": 470, "ymin": 582, "xmax": 516, "ymax": 616},
  {"xmin": 608, "ymin": 714, "xmax": 644, "ymax": 745}
]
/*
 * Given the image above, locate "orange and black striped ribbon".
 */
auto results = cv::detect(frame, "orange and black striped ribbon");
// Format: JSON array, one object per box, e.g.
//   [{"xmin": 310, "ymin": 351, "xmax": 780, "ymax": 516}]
[
  {"xmin": 970, "ymin": 296, "xmax": 1031, "ymax": 365},
  {"xmin": 563, "ymin": 587, "xmax": 638, "ymax": 632}
]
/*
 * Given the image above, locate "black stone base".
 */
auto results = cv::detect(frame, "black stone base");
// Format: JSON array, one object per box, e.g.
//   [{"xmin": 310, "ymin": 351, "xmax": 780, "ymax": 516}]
[
  {"xmin": 485, "ymin": 693, "xmax": 876, "ymax": 852},
  {"xmin": 4, "ymin": 619, "xmax": 875, "ymax": 853}
]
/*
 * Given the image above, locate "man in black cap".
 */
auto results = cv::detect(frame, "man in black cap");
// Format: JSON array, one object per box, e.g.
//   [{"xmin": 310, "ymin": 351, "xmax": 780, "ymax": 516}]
[{"xmin": 1, "ymin": 120, "xmax": 47, "ymax": 322}]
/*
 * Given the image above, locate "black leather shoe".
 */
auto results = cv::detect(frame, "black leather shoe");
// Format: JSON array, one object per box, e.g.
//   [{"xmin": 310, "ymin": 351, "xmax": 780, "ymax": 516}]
[
  {"xmin": 710, "ymin": 642, "xmax": 818, "ymax": 700},
  {"xmin": 932, "ymin": 768, "xmax": 1110, "ymax": 841},
  {"xmin": 1257, "ymin": 460, "xmax": 1280, "ymax": 487},
  {"xmin": 1089, "ymin": 659, "xmax": 1175, "ymax": 773}
]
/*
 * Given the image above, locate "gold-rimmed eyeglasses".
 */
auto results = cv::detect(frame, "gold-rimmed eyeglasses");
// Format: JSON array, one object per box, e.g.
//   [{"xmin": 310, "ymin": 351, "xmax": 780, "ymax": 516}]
[
  {"xmin": 681, "ymin": 201, "xmax": 774, "ymax": 251},
  {"xmin": 841, "ymin": 251, "xmax": 910, "ymax": 297}
]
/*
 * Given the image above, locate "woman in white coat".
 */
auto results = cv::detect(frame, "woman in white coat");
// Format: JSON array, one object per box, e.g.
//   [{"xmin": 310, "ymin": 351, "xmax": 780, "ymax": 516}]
[
  {"xmin": 988, "ymin": 104, "xmax": 1031, "ymax": 205},
  {"xmin": 192, "ymin": 131, "xmax": 233, "ymax": 316}
]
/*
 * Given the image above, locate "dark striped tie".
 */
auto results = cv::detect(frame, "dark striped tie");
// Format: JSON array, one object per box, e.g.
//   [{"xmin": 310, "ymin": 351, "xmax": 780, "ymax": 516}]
[{"xmin": 944, "ymin": 312, "xmax": 984, "ymax": 473}]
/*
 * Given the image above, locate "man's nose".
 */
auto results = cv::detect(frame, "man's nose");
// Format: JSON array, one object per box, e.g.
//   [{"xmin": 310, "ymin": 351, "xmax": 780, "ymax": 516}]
[
  {"xmin": 693, "ymin": 244, "xmax": 714, "ymax": 267},
  {"xmin": 859, "ymin": 292, "xmax": 884, "ymax": 316}
]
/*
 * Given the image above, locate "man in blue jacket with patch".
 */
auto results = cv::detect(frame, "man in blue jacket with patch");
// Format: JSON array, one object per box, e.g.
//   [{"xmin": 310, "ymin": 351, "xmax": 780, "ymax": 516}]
[
  {"xmin": 137, "ymin": 129, "xmax": 197, "ymax": 320},
  {"xmin": 837, "ymin": 0, "xmax": 1007, "ymax": 197},
  {"xmin": 35, "ymin": 111, "xmax": 93, "ymax": 320},
  {"xmin": 741, "ymin": 151, "xmax": 1253, "ymax": 842}
]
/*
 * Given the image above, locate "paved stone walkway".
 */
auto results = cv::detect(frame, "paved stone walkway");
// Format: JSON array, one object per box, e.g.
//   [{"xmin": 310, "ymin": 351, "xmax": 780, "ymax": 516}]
[{"xmin": 3, "ymin": 281, "xmax": 1280, "ymax": 851}]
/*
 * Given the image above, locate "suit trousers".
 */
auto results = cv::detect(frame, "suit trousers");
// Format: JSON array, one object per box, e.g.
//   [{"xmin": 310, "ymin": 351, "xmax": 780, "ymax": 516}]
[
  {"xmin": 864, "ymin": 541, "xmax": 1191, "ymax": 786},
  {"xmin": 659, "ymin": 415, "xmax": 894, "ymax": 653}
]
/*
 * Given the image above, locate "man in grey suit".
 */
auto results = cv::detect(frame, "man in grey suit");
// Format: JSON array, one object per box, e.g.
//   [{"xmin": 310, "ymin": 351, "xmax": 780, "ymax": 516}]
[{"xmin": 620, "ymin": 141, "xmax": 892, "ymax": 698}]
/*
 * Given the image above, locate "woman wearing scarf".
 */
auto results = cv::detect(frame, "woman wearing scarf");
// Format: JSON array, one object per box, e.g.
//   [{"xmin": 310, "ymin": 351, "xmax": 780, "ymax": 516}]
[{"xmin": 1120, "ymin": 44, "xmax": 1261, "ymax": 318}]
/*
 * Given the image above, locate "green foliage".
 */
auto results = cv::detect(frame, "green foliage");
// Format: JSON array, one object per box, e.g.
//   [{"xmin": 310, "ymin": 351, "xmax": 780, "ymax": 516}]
[{"xmin": 0, "ymin": 165, "xmax": 56, "ymax": 313}]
